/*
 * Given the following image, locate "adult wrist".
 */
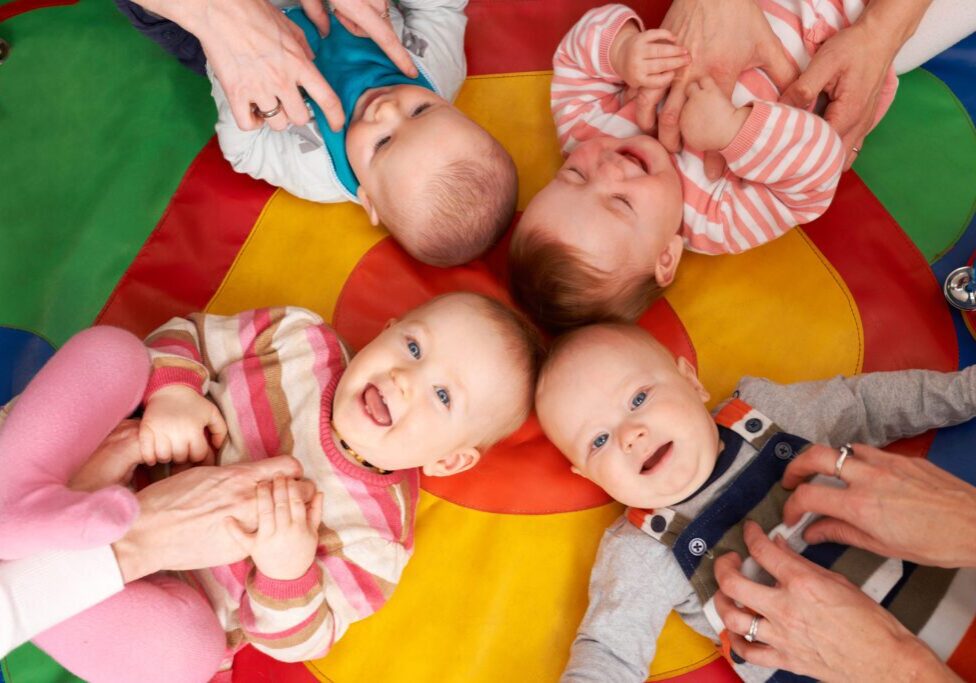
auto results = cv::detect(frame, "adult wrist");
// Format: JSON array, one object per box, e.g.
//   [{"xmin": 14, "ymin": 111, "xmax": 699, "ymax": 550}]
[
  {"xmin": 111, "ymin": 529, "xmax": 156, "ymax": 584},
  {"xmin": 857, "ymin": 0, "xmax": 932, "ymax": 55},
  {"xmin": 895, "ymin": 638, "xmax": 959, "ymax": 682}
]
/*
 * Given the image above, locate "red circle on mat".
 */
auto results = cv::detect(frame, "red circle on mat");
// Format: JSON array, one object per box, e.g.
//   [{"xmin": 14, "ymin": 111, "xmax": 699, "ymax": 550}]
[{"xmin": 332, "ymin": 231, "xmax": 697, "ymax": 514}]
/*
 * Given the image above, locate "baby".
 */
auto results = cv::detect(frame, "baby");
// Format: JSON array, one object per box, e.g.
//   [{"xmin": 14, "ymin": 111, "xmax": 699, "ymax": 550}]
[
  {"xmin": 509, "ymin": 1, "xmax": 897, "ymax": 332},
  {"xmin": 535, "ymin": 324, "xmax": 975, "ymax": 682},
  {"xmin": 212, "ymin": 0, "xmax": 518, "ymax": 267},
  {"xmin": 0, "ymin": 292, "xmax": 540, "ymax": 681}
]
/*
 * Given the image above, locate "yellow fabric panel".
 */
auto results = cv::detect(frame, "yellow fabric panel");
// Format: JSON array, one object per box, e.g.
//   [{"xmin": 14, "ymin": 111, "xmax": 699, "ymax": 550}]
[
  {"xmin": 667, "ymin": 229, "xmax": 864, "ymax": 406},
  {"xmin": 454, "ymin": 72, "xmax": 564, "ymax": 211},
  {"xmin": 207, "ymin": 190, "xmax": 385, "ymax": 319}
]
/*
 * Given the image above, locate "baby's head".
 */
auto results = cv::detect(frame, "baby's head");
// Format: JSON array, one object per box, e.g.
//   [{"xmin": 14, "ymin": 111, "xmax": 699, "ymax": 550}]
[
  {"xmin": 510, "ymin": 134, "xmax": 684, "ymax": 332},
  {"xmin": 535, "ymin": 324, "xmax": 719, "ymax": 509},
  {"xmin": 347, "ymin": 85, "xmax": 518, "ymax": 267},
  {"xmin": 332, "ymin": 292, "xmax": 542, "ymax": 476}
]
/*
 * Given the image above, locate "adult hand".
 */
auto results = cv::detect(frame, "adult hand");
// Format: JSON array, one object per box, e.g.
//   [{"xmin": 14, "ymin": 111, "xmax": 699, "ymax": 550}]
[
  {"xmin": 327, "ymin": 0, "xmax": 417, "ymax": 80},
  {"xmin": 713, "ymin": 521, "xmax": 957, "ymax": 682},
  {"xmin": 782, "ymin": 443, "xmax": 976, "ymax": 569},
  {"xmin": 653, "ymin": 0, "xmax": 798, "ymax": 179},
  {"xmin": 779, "ymin": 0, "xmax": 930, "ymax": 171},
  {"xmin": 111, "ymin": 455, "xmax": 316, "ymax": 582},
  {"xmin": 779, "ymin": 23, "xmax": 893, "ymax": 171}
]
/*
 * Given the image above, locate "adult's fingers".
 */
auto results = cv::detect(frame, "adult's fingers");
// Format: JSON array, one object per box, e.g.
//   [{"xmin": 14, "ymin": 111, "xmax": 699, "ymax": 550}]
[
  {"xmin": 802, "ymin": 517, "xmax": 881, "ymax": 553},
  {"xmin": 224, "ymin": 516, "xmax": 256, "ymax": 553},
  {"xmin": 780, "ymin": 57, "xmax": 833, "ymax": 111},
  {"xmin": 839, "ymin": 128, "xmax": 867, "ymax": 172},
  {"xmin": 231, "ymin": 455, "xmax": 305, "ymax": 486},
  {"xmin": 351, "ymin": 10, "xmax": 417, "ymax": 78},
  {"xmin": 781, "ymin": 443, "xmax": 868, "ymax": 490},
  {"xmin": 633, "ymin": 87, "xmax": 663, "ymax": 132},
  {"xmin": 714, "ymin": 590, "xmax": 762, "ymax": 641},
  {"xmin": 742, "ymin": 521, "xmax": 811, "ymax": 584},
  {"xmin": 299, "ymin": 66, "xmax": 344, "ymax": 131},
  {"xmin": 781, "ymin": 481, "xmax": 850, "ymax": 526},
  {"xmin": 714, "ymin": 547, "xmax": 778, "ymax": 616},
  {"xmin": 658, "ymin": 84, "xmax": 688, "ymax": 152},
  {"xmin": 637, "ymin": 71, "xmax": 674, "ymax": 91},
  {"xmin": 726, "ymin": 632, "xmax": 784, "ymax": 670},
  {"xmin": 298, "ymin": 0, "xmax": 330, "ymax": 36},
  {"xmin": 758, "ymin": 37, "xmax": 799, "ymax": 94},
  {"xmin": 702, "ymin": 151, "xmax": 727, "ymax": 181},
  {"xmin": 308, "ymin": 491, "xmax": 324, "ymax": 531},
  {"xmin": 252, "ymin": 95, "xmax": 289, "ymax": 131}
]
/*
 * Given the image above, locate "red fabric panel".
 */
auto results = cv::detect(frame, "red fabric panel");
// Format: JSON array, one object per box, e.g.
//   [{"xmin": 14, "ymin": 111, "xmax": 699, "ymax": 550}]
[
  {"xmin": 96, "ymin": 139, "xmax": 275, "ymax": 336},
  {"xmin": 465, "ymin": 0, "xmax": 668, "ymax": 75},
  {"xmin": 0, "ymin": 0, "xmax": 76, "ymax": 22}
]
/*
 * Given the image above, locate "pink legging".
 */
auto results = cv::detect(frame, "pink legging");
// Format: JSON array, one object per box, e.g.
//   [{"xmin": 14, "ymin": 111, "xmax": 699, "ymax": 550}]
[{"xmin": 0, "ymin": 326, "xmax": 226, "ymax": 682}]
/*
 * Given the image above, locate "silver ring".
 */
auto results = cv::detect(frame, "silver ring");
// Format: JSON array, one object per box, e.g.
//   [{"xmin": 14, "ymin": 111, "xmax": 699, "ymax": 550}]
[
  {"xmin": 744, "ymin": 615, "xmax": 761, "ymax": 643},
  {"xmin": 252, "ymin": 97, "xmax": 282, "ymax": 119},
  {"xmin": 851, "ymin": 145, "xmax": 861, "ymax": 155},
  {"xmin": 834, "ymin": 443, "xmax": 854, "ymax": 479}
]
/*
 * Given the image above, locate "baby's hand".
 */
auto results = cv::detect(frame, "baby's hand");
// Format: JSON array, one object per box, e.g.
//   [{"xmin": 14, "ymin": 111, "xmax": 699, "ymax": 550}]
[
  {"xmin": 140, "ymin": 385, "xmax": 228, "ymax": 466},
  {"xmin": 610, "ymin": 24, "xmax": 690, "ymax": 93},
  {"xmin": 679, "ymin": 77, "xmax": 751, "ymax": 152},
  {"xmin": 229, "ymin": 477, "xmax": 324, "ymax": 581}
]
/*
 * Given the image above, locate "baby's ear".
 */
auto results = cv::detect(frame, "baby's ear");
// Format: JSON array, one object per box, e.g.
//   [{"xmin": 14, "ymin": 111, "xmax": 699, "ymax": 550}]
[
  {"xmin": 676, "ymin": 356, "xmax": 710, "ymax": 403},
  {"xmin": 654, "ymin": 235, "xmax": 684, "ymax": 287},
  {"xmin": 422, "ymin": 447, "xmax": 481, "ymax": 477},
  {"xmin": 356, "ymin": 187, "xmax": 381, "ymax": 226}
]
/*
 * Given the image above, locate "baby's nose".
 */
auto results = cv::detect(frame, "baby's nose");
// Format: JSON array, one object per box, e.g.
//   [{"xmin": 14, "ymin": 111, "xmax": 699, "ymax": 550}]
[{"xmin": 374, "ymin": 98, "xmax": 403, "ymax": 122}]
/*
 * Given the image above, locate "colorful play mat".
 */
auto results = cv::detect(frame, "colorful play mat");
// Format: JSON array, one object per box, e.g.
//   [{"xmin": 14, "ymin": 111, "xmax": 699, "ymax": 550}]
[{"xmin": 2, "ymin": 0, "xmax": 975, "ymax": 680}]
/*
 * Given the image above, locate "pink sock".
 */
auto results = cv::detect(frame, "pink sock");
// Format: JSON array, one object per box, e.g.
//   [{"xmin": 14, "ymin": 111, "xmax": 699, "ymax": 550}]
[
  {"xmin": 34, "ymin": 574, "xmax": 227, "ymax": 683},
  {"xmin": 0, "ymin": 326, "xmax": 150, "ymax": 559}
]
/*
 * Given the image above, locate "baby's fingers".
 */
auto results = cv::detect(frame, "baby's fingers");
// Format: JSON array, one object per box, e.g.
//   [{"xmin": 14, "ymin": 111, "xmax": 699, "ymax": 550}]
[
  {"xmin": 308, "ymin": 491, "xmax": 324, "ymax": 532},
  {"xmin": 256, "ymin": 481, "xmax": 275, "ymax": 535},
  {"xmin": 636, "ymin": 71, "xmax": 675, "ymax": 91},
  {"xmin": 208, "ymin": 406, "xmax": 228, "ymax": 450},
  {"xmin": 288, "ymin": 479, "xmax": 308, "ymax": 523},
  {"xmin": 639, "ymin": 28, "xmax": 677, "ymax": 44},
  {"xmin": 138, "ymin": 424, "xmax": 157, "ymax": 466}
]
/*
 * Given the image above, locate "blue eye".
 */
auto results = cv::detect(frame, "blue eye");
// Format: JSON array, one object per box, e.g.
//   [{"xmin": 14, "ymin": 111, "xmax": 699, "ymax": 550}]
[
  {"xmin": 591, "ymin": 433, "xmax": 608, "ymax": 450},
  {"xmin": 407, "ymin": 339, "xmax": 421, "ymax": 359},
  {"xmin": 630, "ymin": 391, "xmax": 647, "ymax": 409},
  {"xmin": 435, "ymin": 387, "xmax": 451, "ymax": 407},
  {"xmin": 374, "ymin": 135, "xmax": 391, "ymax": 153}
]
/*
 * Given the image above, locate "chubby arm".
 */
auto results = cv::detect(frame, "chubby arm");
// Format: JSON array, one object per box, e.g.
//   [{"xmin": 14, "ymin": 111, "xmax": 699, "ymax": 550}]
[
  {"xmin": 562, "ymin": 522, "xmax": 679, "ymax": 682},
  {"xmin": 394, "ymin": 0, "xmax": 468, "ymax": 101},
  {"xmin": 551, "ymin": 5, "xmax": 644, "ymax": 152},
  {"xmin": 680, "ymin": 94, "xmax": 843, "ymax": 255},
  {"xmin": 210, "ymin": 69, "xmax": 349, "ymax": 203},
  {"xmin": 239, "ymin": 536, "xmax": 410, "ymax": 661},
  {"xmin": 738, "ymin": 365, "xmax": 976, "ymax": 448}
]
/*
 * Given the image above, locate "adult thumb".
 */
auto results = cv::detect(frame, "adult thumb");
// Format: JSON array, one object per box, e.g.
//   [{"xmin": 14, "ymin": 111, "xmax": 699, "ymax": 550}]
[{"xmin": 760, "ymin": 39, "xmax": 799, "ymax": 94}]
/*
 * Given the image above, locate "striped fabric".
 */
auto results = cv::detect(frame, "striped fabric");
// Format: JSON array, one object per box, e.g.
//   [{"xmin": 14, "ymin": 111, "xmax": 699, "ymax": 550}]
[
  {"xmin": 550, "ymin": 0, "xmax": 896, "ymax": 255},
  {"xmin": 144, "ymin": 307, "xmax": 420, "ymax": 663},
  {"xmin": 627, "ymin": 400, "xmax": 976, "ymax": 681}
]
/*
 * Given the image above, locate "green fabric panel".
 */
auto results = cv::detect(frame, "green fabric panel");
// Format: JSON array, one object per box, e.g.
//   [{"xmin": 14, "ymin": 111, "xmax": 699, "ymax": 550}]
[
  {"xmin": 853, "ymin": 69, "xmax": 976, "ymax": 263},
  {"xmin": 2, "ymin": 643, "xmax": 82, "ymax": 683},
  {"xmin": 0, "ymin": 0, "xmax": 214, "ymax": 346}
]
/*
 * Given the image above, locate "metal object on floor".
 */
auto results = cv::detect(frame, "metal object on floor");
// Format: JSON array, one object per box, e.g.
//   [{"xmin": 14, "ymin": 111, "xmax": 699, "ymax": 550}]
[{"xmin": 944, "ymin": 265, "xmax": 976, "ymax": 311}]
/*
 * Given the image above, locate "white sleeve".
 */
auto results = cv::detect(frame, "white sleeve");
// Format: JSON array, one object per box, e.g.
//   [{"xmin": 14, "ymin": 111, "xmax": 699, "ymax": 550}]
[
  {"xmin": 208, "ymin": 67, "xmax": 349, "ymax": 203},
  {"xmin": 0, "ymin": 546, "xmax": 124, "ymax": 657},
  {"xmin": 392, "ymin": 0, "xmax": 468, "ymax": 101}
]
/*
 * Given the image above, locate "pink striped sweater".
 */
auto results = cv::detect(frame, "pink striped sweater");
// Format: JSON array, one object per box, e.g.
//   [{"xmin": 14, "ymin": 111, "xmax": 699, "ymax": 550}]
[
  {"xmin": 143, "ymin": 307, "xmax": 419, "ymax": 663},
  {"xmin": 552, "ymin": 1, "xmax": 897, "ymax": 254}
]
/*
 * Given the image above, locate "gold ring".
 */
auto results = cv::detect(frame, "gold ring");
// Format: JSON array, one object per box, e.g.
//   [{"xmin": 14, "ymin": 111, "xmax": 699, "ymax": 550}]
[
  {"xmin": 851, "ymin": 145, "xmax": 861, "ymax": 155},
  {"xmin": 252, "ymin": 97, "xmax": 282, "ymax": 119}
]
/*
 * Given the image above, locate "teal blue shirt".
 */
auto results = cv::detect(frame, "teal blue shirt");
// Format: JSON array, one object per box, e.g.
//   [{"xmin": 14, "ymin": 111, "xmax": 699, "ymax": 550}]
[{"xmin": 284, "ymin": 8, "xmax": 435, "ymax": 198}]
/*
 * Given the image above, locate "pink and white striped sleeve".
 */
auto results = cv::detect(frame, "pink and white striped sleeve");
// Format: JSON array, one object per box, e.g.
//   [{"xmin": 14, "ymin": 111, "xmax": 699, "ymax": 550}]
[
  {"xmin": 681, "ymin": 101, "xmax": 844, "ymax": 255},
  {"xmin": 240, "ymin": 538, "xmax": 411, "ymax": 662},
  {"xmin": 551, "ymin": 4, "xmax": 642, "ymax": 152}
]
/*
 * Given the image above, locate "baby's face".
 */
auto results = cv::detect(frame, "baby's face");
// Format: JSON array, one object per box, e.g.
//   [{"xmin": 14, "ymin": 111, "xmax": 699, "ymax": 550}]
[
  {"xmin": 346, "ymin": 84, "xmax": 488, "ymax": 230},
  {"xmin": 332, "ymin": 295, "xmax": 521, "ymax": 473},
  {"xmin": 536, "ymin": 327, "xmax": 719, "ymax": 509},
  {"xmin": 521, "ymin": 134, "xmax": 683, "ymax": 280}
]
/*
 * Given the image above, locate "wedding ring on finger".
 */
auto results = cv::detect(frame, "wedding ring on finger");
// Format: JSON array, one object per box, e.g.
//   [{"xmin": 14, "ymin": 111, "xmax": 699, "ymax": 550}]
[
  {"xmin": 252, "ymin": 97, "xmax": 283, "ymax": 119},
  {"xmin": 744, "ymin": 615, "xmax": 762, "ymax": 643},
  {"xmin": 851, "ymin": 145, "xmax": 861, "ymax": 155},
  {"xmin": 378, "ymin": 5, "xmax": 390, "ymax": 18},
  {"xmin": 834, "ymin": 443, "xmax": 854, "ymax": 480}
]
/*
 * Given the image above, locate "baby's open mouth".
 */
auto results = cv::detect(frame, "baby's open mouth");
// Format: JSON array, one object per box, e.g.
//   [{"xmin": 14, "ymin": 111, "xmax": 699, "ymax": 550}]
[
  {"xmin": 640, "ymin": 441, "xmax": 673, "ymax": 474},
  {"xmin": 619, "ymin": 148, "xmax": 648, "ymax": 173},
  {"xmin": 362, "ymin": 383, "xmax": 392, "ymax": 426}
]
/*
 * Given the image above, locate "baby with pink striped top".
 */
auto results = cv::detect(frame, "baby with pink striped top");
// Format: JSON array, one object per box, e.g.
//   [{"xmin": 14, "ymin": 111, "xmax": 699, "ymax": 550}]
[
  {"xmin": 0, "ymin": 292, "xmax": 541, "ymax": 682},
  {"xmin": 508, "ymin": 2, "xmax": 897, "ymax": 333}
]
